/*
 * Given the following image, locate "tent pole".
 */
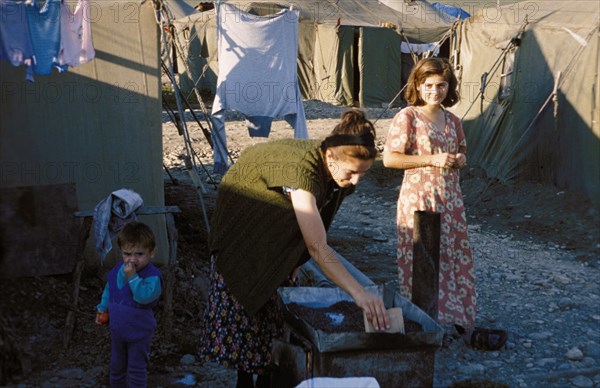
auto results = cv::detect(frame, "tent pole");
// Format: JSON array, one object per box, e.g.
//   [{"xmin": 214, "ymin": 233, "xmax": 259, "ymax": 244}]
[
  {"xmin": 161, "ymin": 61, "xmax": 213, "ymax": 147},
  {"xmin": 161, "ymin": 94, "xmax": 219, "ymax": 188},
  {"xmin": 167, "ymin": 18, "xmax": 235, "ymax": 167},
  {"xmin": 459, "ymin": 19, "xmax": 529, "ymax": 122},
  {"xmin": 154, "ymin": 0, "xmax": 212, "ymax": 233}
]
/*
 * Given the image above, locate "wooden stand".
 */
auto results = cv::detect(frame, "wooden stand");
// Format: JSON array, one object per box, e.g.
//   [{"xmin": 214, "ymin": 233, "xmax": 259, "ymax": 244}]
[
  {"xmin": 63, "ymin": 206, "xmax": 181, "ymax": 348},
  {"xmin": 272, "ymin": 325, "xmax": 437, "ymax": 388}
]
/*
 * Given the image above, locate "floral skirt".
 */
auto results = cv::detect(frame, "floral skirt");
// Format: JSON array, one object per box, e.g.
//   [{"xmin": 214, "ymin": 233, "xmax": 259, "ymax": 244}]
[{"xmin": 198, "ymin": 258, "xmax": 284, "ymax": 374}]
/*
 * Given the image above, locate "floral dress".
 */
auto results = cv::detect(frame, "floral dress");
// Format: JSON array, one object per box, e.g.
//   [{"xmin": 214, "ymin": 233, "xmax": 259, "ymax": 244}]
[
  {"xmin": 385, "ymin": 106, "xmax": 476, "ymax": 328},
  {"xmin": 198, "ymin": 257, "xmax": 284, "ymax": 374}
]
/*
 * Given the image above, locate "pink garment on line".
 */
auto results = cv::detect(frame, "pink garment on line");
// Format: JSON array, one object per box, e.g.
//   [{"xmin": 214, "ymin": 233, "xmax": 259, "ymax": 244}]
[{"xmin": 58, "ymin": 0, "xmax": 95, "ymax": 68}]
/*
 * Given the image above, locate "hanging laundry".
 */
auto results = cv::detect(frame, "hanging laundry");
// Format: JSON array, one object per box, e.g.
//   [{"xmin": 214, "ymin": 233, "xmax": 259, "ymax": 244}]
[
  {"xmin": 245, "ymin": 116, "xmax": 273, "ymax": 138},
  {"xmin": 26, "ymin": 0, "xmax": 62, "ymax": 79},
  {"xmin": 0, "ymin": 0, "xmax": 35, "ymax": 67},
  {"xmin": 57, "ymin": 0, "xmax": 95, "ymax": 70},
  {"xmin": 245, "ymin": 115, "xmax": 305, "ymax": 138},
  {"xmin": 400, "ymin": 42, "xmax": 441, "ymax": 57},
  {"xmin": 210, "ymin": 3, "xmax": 308, "ymax": 174}
]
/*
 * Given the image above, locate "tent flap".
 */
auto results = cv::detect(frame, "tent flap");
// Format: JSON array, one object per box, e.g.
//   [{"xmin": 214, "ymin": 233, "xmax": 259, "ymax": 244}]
[{"xmin": 450, "ymin": 1, "xmax": 600, "ymax": 204}]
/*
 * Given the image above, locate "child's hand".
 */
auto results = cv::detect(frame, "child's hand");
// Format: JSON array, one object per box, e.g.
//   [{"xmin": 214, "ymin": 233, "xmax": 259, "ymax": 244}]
[
  {"xmin": 124, "ymin": 261, "xmax": 137, "ymax": 278},
  {"xmin": 96, "ymin": 311, "xmax": 109, "ymax": 325}
]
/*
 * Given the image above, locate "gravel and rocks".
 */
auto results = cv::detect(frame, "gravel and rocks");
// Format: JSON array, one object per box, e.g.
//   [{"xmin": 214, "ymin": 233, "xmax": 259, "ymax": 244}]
[{"xmin": 333, "ymin": 184, "xmax": 600, "ymax": 388}]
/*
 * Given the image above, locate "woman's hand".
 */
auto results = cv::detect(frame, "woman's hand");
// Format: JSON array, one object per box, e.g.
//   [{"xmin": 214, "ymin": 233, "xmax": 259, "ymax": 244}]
[
  {"xmin": 353, "ymin": 290, "xmax": 390, "ymax": 331},
  {"xmin": 453, "ymin": 153, "xmax": 467, "ymax": 168},
  {"xmin": 290, "ymin": 189, "xmax": 389, "ymax": 332},
  {"xmin": 430, "ymin": 153, "xmax": 456, "ymax": 169}
]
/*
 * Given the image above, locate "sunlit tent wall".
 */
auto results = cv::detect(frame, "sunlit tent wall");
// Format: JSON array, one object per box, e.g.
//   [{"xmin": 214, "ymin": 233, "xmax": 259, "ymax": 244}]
[
  {"xmin": 171, "ymin": 0, "xmax": 453, "ymax": 107},
  {"xmin": 0, "ymin": 1, "xmax": 168, "ymax": 276},
  {"xmin": 449, "ymin": 0, "xmax": 600, "ymax": 205}
]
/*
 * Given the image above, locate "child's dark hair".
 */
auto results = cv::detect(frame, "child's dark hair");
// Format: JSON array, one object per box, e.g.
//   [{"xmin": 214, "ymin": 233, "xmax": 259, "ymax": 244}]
[
  {"xmin": 405, "ymin": 57, "xmax": 460, "ymax": 107},
  {"xmin": 117, "ymin": 221, "xmax": 156, "ymax": 250},
  {"xmin": 320, "ymin": 109, "xmax": 377, "ymax": 160}
]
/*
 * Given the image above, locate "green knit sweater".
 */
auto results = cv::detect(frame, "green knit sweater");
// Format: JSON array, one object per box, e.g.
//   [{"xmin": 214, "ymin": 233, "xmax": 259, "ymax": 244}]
[{"xmin": 209, "ymin": 139, "xmax": 354, "ymax": 315}]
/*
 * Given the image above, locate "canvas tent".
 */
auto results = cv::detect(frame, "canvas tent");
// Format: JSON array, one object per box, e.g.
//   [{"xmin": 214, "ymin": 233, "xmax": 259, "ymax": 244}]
[
  {"xmin": 448, "ymin": 0, "xmax": 600, "ymax": 205},
  {"xmin": 0, "ymin": 0, "xmax": 168, "ymax": 276},
  {"xmin": 171, "ymin": 0, "xmax": 454, "ymax": 107}
]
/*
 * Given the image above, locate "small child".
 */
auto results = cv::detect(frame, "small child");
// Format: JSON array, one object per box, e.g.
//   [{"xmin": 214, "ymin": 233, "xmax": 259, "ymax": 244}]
[{"xmin": 96, "ymin": 221, "xmax": 162, "ymax": 387}]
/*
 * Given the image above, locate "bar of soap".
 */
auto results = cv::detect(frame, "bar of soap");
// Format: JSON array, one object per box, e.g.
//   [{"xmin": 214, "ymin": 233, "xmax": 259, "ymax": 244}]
[{"xmin": 364, "ymin": 307, "xmax": 405, "ymax": 334}]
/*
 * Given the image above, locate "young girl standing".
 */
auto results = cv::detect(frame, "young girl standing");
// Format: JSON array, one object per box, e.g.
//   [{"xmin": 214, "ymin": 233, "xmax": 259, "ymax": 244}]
[{"xmin": 383, "ymin": 57, "xmax": 476, "ymax": 330}]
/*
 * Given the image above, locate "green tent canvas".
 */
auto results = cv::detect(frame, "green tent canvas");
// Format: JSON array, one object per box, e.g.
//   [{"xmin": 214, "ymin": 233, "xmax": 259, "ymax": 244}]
[
  {"xmin": 0, "ymin": 1, "xmax": 169, "ymax": 271},
  {"xmin": 449, "ymin": 0, "xmax": 600, "ymax": 204}
]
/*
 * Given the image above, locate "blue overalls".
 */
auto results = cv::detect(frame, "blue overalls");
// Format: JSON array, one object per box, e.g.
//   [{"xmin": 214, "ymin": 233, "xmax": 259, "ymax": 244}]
[{"xmin": 107, "ymin": 263, "xmax": 161, "ymax": 387}]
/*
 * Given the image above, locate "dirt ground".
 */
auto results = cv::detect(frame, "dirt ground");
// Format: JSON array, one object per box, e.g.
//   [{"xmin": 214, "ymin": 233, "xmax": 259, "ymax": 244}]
[{"xmin": 1, "ymin": 101, "xmax": 598, "ymax": 387}]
